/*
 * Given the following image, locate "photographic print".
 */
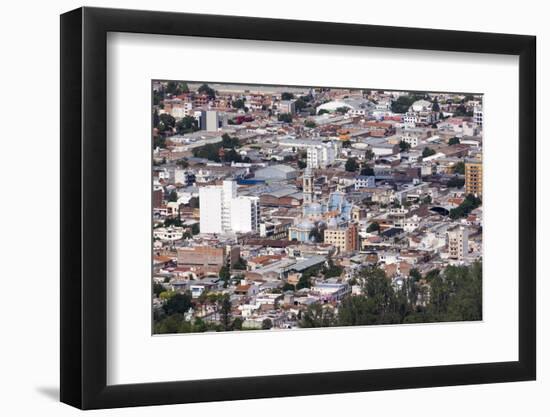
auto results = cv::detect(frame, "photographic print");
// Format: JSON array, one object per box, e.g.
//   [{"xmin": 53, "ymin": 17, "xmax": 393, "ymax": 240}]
[{"xmin": 152, "ymin": 81, "xmax": 483, "ymax": 334}]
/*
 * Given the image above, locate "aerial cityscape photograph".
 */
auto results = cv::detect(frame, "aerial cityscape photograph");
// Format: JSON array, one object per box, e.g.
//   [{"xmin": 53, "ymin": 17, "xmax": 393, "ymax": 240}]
[{"xmin": 151, "ymin": 81, "xmax": 483, "ymax": 334}]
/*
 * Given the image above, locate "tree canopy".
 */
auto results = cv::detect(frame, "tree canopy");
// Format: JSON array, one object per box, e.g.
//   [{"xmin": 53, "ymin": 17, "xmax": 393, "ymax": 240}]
[
  {"xmin": 422, "ymin": 147, "xmax": 436, "ymax": 158},
  {"xmin": 278, "ymin": 113, "xmax": 293, "ymax": 123},
  {"xmin": 301, "ymin": 263, "xmax": 482, "ymax": 328},
  {"xmin": 345, "ymin": 157, "xmax": 359, "ymax": 172},
  {"xmin": 198, "ymin": 83, "xmax": 216, "ymax": 98}
]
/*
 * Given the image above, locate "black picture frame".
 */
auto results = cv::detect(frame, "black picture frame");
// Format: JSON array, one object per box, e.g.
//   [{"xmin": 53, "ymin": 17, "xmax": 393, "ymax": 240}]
[{"xmin": 60, "ymin": 6, "xmax": 536, "ymax": 410}]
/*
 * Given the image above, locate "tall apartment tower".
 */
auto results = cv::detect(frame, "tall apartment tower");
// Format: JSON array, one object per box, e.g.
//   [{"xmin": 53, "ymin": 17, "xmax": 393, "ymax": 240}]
[
  {"xmin": 447, "ymin": 226, "xmax": 469, "ymax": 261},
  {"xmin": 473, "ymin": 106, "xmax": 483, "ymax": 129},
  {"xmin": 323, "ymin": 222, "xmax": 359, "ymax": 254},
  {"xmin": 465, "ymin": 160, "xmax": 483, "ymax": 197},
  {"xmin": 303, "ymin": 166, "xmax": 314, "ymax": 204},
  {"xmin": 199, "ymin": 180, "xmax": 259, "ymax": 234}
]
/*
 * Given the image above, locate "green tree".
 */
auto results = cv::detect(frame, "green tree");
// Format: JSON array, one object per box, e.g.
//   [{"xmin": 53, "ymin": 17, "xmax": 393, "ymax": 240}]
[
  {"xmin": 345, "ymin": 157, "xmax": 358, "ymax": 172},
  {"xmin": 167, "ymin": 190, "xmax": 178, "ymax": 202},
  {"xmin": 261, "ymin": 318, "xmax": 273, "ymax": 330},
  {"xmin": 232, "ymin": 98, "xmax": 245, "ymax": 109},
  {"xmin": 364, "ymin": 149, "xmax": 375, "ymax": 161},
  {"xmin": 432, "ymin": 98, "xmax": 440, "ymax": 113},
  {"xmin": 422, "ymin": 147, "xmax": 436, "ymax": 158},
  {"xmin": 447, "ymin": 177, "xmax": 465, "ymax": 188},
  {"xmin": 304, "ymin": 120, "xmax": 316, "ymax": 128},
  {"xmin": 176, "ymin": 158, "xmax": 189, "ymax": 168},
  {"xmin": 154, "ymin": 136, "xmax": 166, "ymax": 149},
  {"xmin": 159, "ymin": 113, "xmax": 176, "ymax": 129},
  {"xmin": 294, "ymin": 98, "xmax": 307, "ymax": 111},
  {"xmin": 198, "ymin": 83, "xmax": 216, "ymax": 98},
  {"xmin": 360, "ymin": 165, "xmax": 375, "ymax": 176},
  {"xmin": 232, "ymin": 317, "xmax": 244, "ymax": 330},
  {"xmin": 299, "ymin": 304, "xmax": 336, "ymax": 328},
  {"xmin": 191, "ymin": 223, "xmax": 200, "ymax": 235},
  {"xmin": 296, "ymin": 274, "xmax": 311, "ymax": 290},
  {"xmin": 162, "ymin": 292, "xmax": 193, "ymax": 316},
  {"xmin": 338, "ymin": 267, "xmax": 401, "ymax": 326},
  {"xmin": 448, "ymin": 137, "xmax": 461, "ymax": 145},
  {"xmin": 166, "ymin": 81, "xmax": 189, "ymax": 96},
  {"xmin": 281, "ymin": 92, "xmax": 294, "ymax": 100},
  {"xmin": 153, "ymin": 109, "xmax": 160, "ymax": 128},
  {"xmin": 193, "ymin": 317, "xmax": 208, "ymax": 333},
  {"xmin": 233, "ymin": 257, "xmax": 247, "ymax": 270},
  {"xmin": 367, "ymin": 221, "xmax": 380, "ymax": 233},
  {"xmin": 449, "ymin": 194, "xmax": 481, "ymax": 219},
  {"xmin": 219, "ymin": 294, "xmax": 232, "ymax": 331},
  {"xmin": 221, "ymin": 133, "xmax": 240, "ymax": 148},
  {"xmin": 336, "ymin": 106, "xmax": 350, "ymax": 114},
  {"xmin": 391, "ymin": 94, "xmax": 422, "ymax": 114},
  {"xmin": 399, "ymin": 140, "xmax": 411, "ymax": 152},
  {"xmin": 219, "ymin": 266, "xmax": 231, "ymax": 288},
  {"xmin": 154, "ymin": 314, "xmax": 191, "ymax": 334},
  {"xmin": 153, "ymin": 282, "xmax": 165, "ymax": 298},
  {"xmin": 309, "ymin": 224, "xmax": 325, "ymax": 243},
  {"xmin": 453, "ymin": 161, "xmax": 465, "ymax": 174},
  {"xmin": 324, "ymin": 259, "xmax": 343, "ymax": 278},
  {"xmin": 278, "ymin": 113, "xmax": 293, "ymax": 123},
  {"xmin": 176, "ymin": 116, "xmax": 199, "ymax": 134}
]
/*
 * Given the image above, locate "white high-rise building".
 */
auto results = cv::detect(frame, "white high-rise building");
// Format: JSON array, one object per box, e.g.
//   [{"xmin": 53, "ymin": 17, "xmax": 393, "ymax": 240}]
[
  {"xmin": 306, "ymin": 144, "xmax": 336, "ymax": 169},
  {"xmin": 447, "ymin": 226, "xmax": 469, "ymax": 261},
  {"xmin": 201, "ymin": 110, "xmax": 228, "ymax": 132},
  {"xmin": 199, "ymin": 180, "xmax": 259, "ymax": 234},
  {"xmin": 230, "ymin": 196, "xmax": 260, "ymax": 233},
  {"xmin": 473, "ymin": 106, "xmax": 483, "ymax": 129},
  {"xmin": 199, "ymin": 185, "xmax": 223, "ymax": 234}
]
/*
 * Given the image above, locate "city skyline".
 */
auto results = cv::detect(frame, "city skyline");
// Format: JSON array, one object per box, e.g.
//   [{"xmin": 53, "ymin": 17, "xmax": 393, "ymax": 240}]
[{"xmin": 152, "ymin": 81, "xmax": 483, "ymax": 334}]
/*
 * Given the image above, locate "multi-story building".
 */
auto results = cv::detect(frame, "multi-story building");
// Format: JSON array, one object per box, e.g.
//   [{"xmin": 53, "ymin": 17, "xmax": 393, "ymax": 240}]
[
  {"xmin": 277, "ymin": 100, "xmax": 296, "ymax": 114},
  {"xmin": 177, "ymin": 245, "xmax": 240, "ymax": 269},
  {"xmin": 259, "ymin": 220, "xmax": 292, "ymax": 239},
  {"xmin": 465, "ymin": 160, "xmax": 483, "ymax": 197},
  {"xmin": 153, "ymin": 226, "xmax": 185, "ymax": 242},
  {"xmin": 473, "ymin": 106, "xmax": 483, "ymax": 129},
  {"xmin": 302, "ymin": 166, "xmax": 314, "ymax": 204},
  {"xmin": 324, "ymin": 223, "xmax": 358, "ymax": 254},
  {"xmin": 169, "ymin": 101, "xmax": 193, "ymax": 118},
  {"xmin": 199, "ymin": 180, "xmax": 260, "ymax": 234},
  {"xmin": 174, "ymin": 169, "xmax": 195, "ymax": 186},
  {"xmin": 354, "ymin": 175, "xmax": 376, "ymax": 190},
  {"xmin": 199, "ymin": 110, "xmax": 227, "ymax": 132},
  {"xmin": 403, "ymin": 99, "xmax": 438, "ymax": 128},
  {"xmin": 306, "ymin": 144, "xmax": 336, "ymax": 169},
  {"xmin": 447, "ymin": 226, "xmax": 469, "ymax": 261},
  {"xmin": 153, "ymin": 188, "xmax": 164, "ymax": 209},
  {"xmin": 230, "ymin": 196, "xmax": 260, "ymax": 233},
  {"xmin": 400, "ymin": 132, "xmax": 420, "ymax": 148}
]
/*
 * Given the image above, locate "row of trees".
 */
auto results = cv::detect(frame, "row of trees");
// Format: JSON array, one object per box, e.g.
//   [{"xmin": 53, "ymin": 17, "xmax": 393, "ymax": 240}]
[
  {"xmin": 300, "ymin": 262, "xmax": 482, "ymax": 328},
  {"xmin": 449, "ymin": 194, "xmax": 482, "ymax": 219},
  {"xmin": 192, "ymin": 133, "xmax": 249, "ymax": 163},
  {"xmin": 344, "ymin": 157, "xmax": 375, "ymax": 176},
  {"xmin": 153, "ymin": 110, "xmax": 199, "ymax": 140}
]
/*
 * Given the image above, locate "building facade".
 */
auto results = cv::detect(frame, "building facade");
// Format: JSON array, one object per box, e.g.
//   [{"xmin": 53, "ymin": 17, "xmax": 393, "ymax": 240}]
[
  {"xmin": 199, "ymin": 180, "xmax": 260, "ymax": 234},
  {"xmin": 177, "ymin": 245, "xmax": 240, "ymax": 269},
  {"xmin": 465, "ymin": 160, "xmax": 483, "ymax": 197},
  {"xmin": 447, "ymin": 226, "xmax": 469, "ymax": 261},
  {"xmin": 473, "ymin": 106, "xmax": 483, "ymax": 128},
  {"xmin": 324, "ymin": 223, "xmax": 359, "ymax": 253},
  {"xmin": 306, "ymin": 144, "xmax": 336, "ymax": 169}
]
